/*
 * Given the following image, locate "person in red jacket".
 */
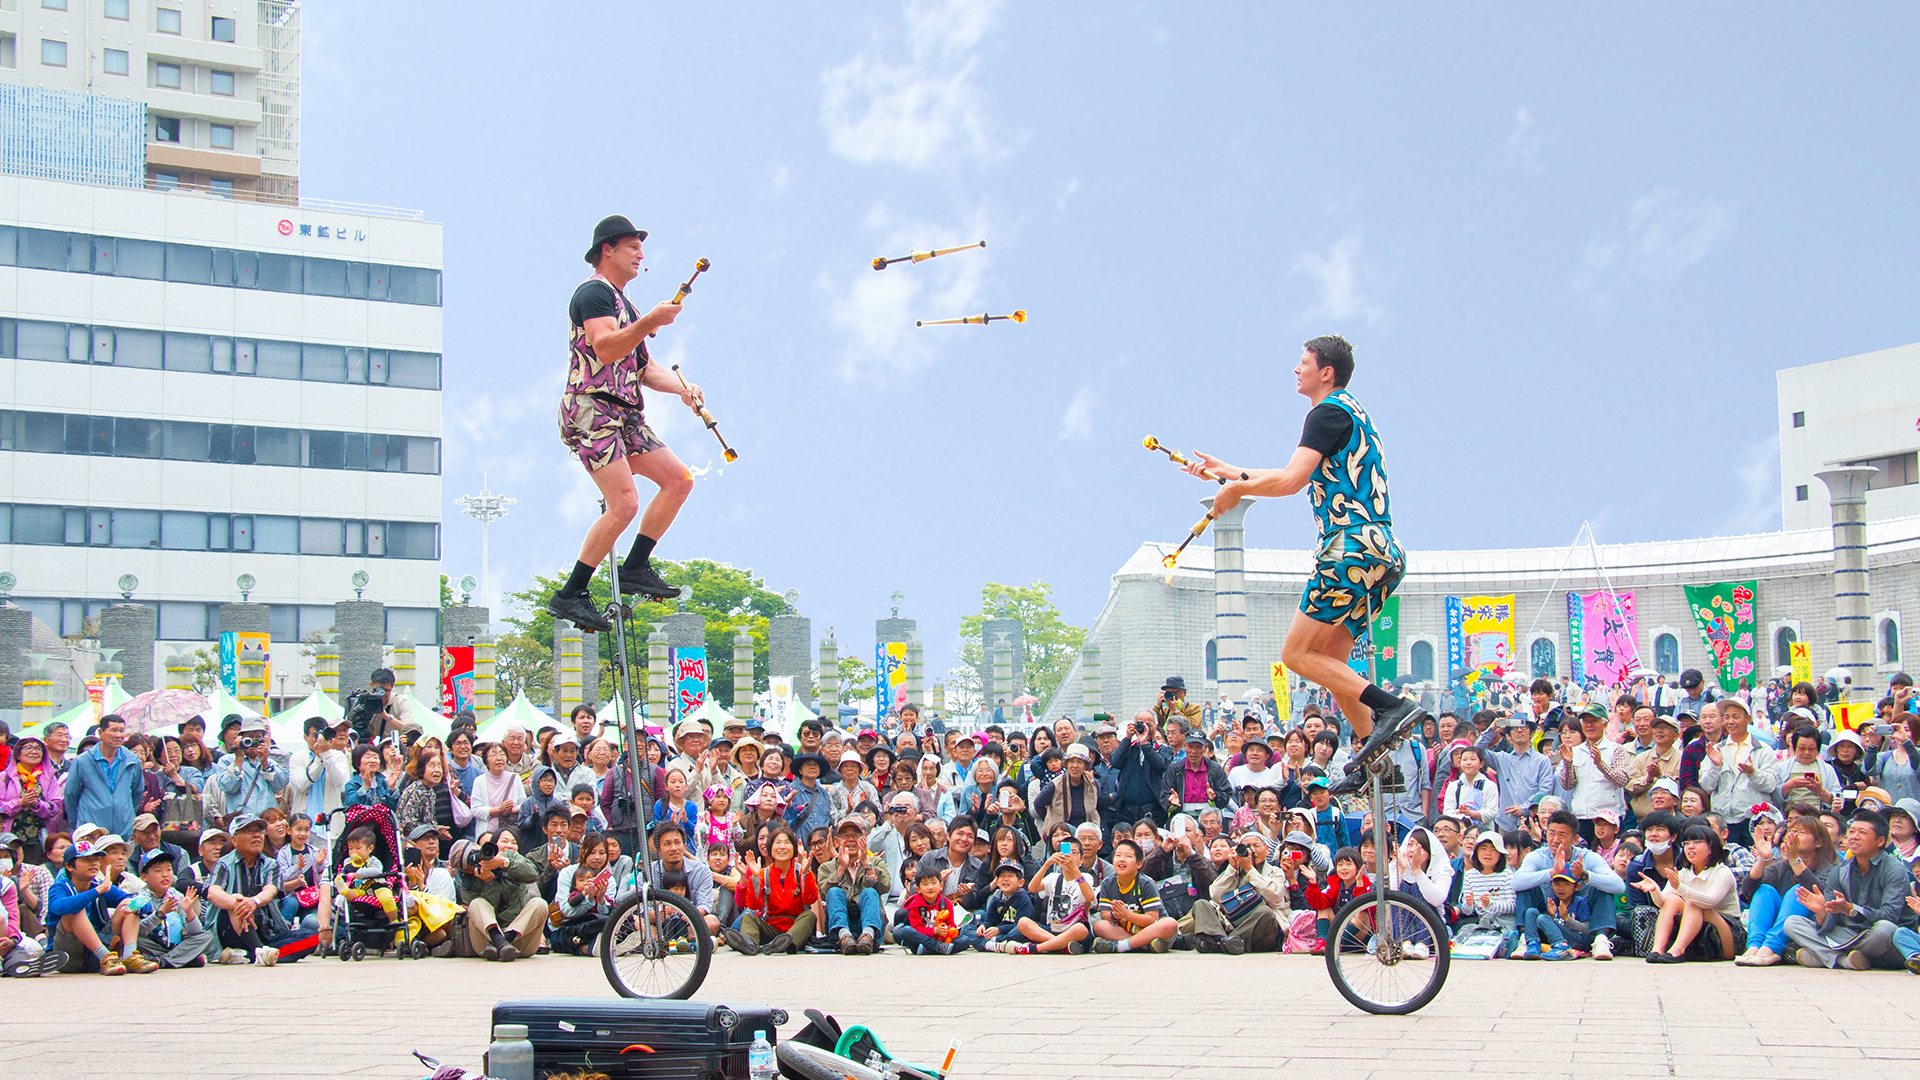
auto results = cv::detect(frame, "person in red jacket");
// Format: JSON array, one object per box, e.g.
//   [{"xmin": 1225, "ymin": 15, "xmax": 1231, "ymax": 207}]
[
  {"xmin": 724, "ymin": 826, "xmax": 818, "ymax": 955},
  {"xmin": 1304, "ymin": 845, "xmax": 1372, "ymax": 954},
  {"xmin": 899, "ymin": 867, "xmax": 979, "ymax": 955}
]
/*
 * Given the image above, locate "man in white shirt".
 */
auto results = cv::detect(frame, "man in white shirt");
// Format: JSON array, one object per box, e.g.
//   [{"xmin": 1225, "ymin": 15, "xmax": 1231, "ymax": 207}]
[
  {"xmin": 1557, "ymin": 702, "xmax": 1633, "ymax": 849},
  {"xmin": 288, "ymin": 719, "xmax": 351, "ymax": 831},
  {"xmin": 1698, "ymin": 697, "xmax": 1782, "ymax": 847},
  {"xmin": 1226, "ymin": 737, "xmax": 1279, "ymax": 793}
]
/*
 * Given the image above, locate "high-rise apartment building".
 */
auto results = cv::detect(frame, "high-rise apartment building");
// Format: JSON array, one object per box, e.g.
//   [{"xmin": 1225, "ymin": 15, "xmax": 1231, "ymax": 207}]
[{"xmin": 0, "ymin": 1, "xmax": 443, "ymax": 705}]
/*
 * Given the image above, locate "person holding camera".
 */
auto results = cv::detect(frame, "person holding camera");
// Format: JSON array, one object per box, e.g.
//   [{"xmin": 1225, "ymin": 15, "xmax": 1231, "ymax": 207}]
[
  {"xmin": 344, "ymin": 668, "xmax": 416, "ymax": 744},
  {"xmin": 1113, "ymin": 710, "xmax": 1172, "ymax": 829},
  {"xmin": 453, "ymin": 831, "xmax": 546, "ymax": 961},
  {"xmin": 1192, "ymin": 831, "xmax": 1285, "ymax": 953},
  {"xmin": 215, "ymin": 718, "xmax": 288, "ymax": 823},
  {"xmin": 1153, "ymin": 676, "xmax": 1205, "ymax": 734}
]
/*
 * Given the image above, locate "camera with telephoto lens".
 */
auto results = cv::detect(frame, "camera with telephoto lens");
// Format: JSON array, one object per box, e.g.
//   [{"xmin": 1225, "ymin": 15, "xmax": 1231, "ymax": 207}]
[{"xmin": 1235, "ymin": 842, "xmax": 1252, "ymax": 858}]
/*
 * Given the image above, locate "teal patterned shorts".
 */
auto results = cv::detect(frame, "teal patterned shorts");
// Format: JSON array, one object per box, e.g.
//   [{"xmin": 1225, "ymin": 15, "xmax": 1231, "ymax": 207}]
[{"xmin": 1300, "ymin": 524, "xmax": 1405, "ymax": 631}]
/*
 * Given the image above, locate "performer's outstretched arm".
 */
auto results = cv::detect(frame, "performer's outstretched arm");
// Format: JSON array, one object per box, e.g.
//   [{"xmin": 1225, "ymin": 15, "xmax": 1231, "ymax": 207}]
[{"xmin": 1189, "ymin": 446, "xmax": 1325, "ymax": 514}]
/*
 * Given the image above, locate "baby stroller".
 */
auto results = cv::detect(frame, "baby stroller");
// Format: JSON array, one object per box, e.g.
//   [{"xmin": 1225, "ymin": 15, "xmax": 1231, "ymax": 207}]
[{"xmin": 325, "ymin": 803, "xmax": 424, "ymax": 960}]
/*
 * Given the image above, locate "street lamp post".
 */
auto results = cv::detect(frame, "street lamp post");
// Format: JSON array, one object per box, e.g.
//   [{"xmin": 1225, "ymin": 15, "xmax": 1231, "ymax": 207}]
[{"xmin": 455, "ymin": 474, "xmax": 516, "ymax": 620}]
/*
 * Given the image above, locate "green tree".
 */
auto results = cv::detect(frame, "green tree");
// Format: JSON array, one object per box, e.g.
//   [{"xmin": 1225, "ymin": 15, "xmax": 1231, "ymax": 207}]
[
  {"xmin": 440, "ymin": 573, "xmax": 455, "ymax": 608},
  {"xmin": 838, "ymin": 655, "xmax": 876, "ymax": 703},
  {"xmin": 502, "ymin": 559, "xmax": 792, "ymax": 708},
  {"xmin": 957, "ymin": 582, "xmax": 1087, "ymax": 707},
  {"xmin": 495, "ymin": 633, "xmax": 552, "ymax": 703},
  {"xmin": 185, "ymin": 647, "xmax": 222, "ymax": 694}
]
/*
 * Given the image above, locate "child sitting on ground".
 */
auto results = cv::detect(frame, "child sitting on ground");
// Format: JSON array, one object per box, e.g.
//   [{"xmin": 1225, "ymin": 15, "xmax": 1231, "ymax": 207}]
[
  {"xmin": 652, "ymin": 769, "xmax": 699, "ymax": 848},
  {"xmin": 1524, "ymin": 871, "xmax": 1593, "ymax": 960},
  {"xmin": 128, "ymin": 849, "xmax": 214, "ymax": 968},
  {"xmin": 336, "ymin": 826, "xmax": 401, "ymax": 925},
  {"xmin": 901, "ymin": 868, "xmax": 972, "ymax": 954},
  {"xmin": 1016, "ymin": 841, "xmax": 1096, "ymax": 954},
  {"xmin": 1305, "ymin": 846, "xmax": 1372, "ymax": 954},
  {"xmin": 701, "ymin": 784, "xmax": 738, "ymax": 854},
  {"xmin": 978, "ymin": 860, "xmax": 1036, "ymax": 953}
]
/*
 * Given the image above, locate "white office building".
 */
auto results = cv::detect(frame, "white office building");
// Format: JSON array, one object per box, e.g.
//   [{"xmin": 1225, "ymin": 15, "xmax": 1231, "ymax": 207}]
[
  {"xmin": 1777, "ymin": 341, "xmax": 1920, "ymax": 532},
  {"xmin": 0, "ymin": 1, "xmax": 443, "ymax": 702}
]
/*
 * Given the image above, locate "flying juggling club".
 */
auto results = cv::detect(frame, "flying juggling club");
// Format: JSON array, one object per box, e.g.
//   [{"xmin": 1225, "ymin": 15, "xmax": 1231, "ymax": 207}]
[
  {"xmin": 672, "ymin": 363, "xmax": 737, "ymax": 463},
  {"xmin": 915, "ymin": 310, "xmax": 1027, "ymax": 327},
  {"xmin": 1142, "ymin": 436, "xmax": 1249, "ymax": 485},
  {"xmin": 649, "ymin": 257, "xmax": 711, "ymax": 338},
  {"xmin": 872, "ymin": 240, "xmax": 986, "ymax": 271}
]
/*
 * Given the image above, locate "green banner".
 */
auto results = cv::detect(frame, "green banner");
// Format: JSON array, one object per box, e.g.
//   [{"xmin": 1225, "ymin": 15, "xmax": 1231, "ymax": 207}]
[
  {"xmin": 1682, "ymin": 581, "xmax": 1759, "ymax": 693},
  {"xmin": 1375, "ymin": 594, "xmax": 1400, "ymax": 683}
]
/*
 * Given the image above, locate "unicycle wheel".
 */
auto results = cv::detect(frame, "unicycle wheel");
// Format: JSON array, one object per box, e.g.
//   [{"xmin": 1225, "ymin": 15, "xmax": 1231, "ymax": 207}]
[
  {"xmin": 600, "ymin": 889, "xmax": 712, "ymax": 999},
  {"xmin": 1324, "ymin": 888, "xmax": 1450, "ymax": 1015}
]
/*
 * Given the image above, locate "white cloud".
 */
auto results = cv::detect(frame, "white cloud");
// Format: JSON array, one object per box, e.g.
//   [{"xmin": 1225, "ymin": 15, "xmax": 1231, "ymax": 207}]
[
  {"xmin": 1057, "ymin": 387, "xmax": 1095, "ymax": 442},
  {"xmin": 822, "ymin": 202, "xmax": 991, "ymax": 381},
  {"xmin": 820, "ymin": 0, "xmax": 1003, "ymax": 170},
  {"xmin": 1727, "ymin": 434, "xmax": 1783, "ymax": 534},
  {"xmin": 1293, "ymin": 230, "xmax": 1385, "ymax": 327},
  {"xmin": 1576, "ymin": 187, "xmax": 1738, "ymax": 303},
  {"xmin": 1506, "ymin": 106, "xmax": 1542, "ymax": 172}
]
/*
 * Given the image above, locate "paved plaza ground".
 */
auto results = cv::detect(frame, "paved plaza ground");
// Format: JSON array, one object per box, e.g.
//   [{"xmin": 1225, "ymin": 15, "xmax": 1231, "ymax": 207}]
[{"xmin": 5, "ymin": 951, "xmax": 1918, "ymax": 1079}]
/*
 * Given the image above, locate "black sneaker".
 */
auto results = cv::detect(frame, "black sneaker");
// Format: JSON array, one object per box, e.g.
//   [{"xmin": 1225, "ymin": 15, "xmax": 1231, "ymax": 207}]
[
  {"xmin": 1193, "ymin": 934, "xmax": 1223, "ymax": 954},
  {"xmin": 617, "ymin": 560, "xmax": 680, "ymax": 600},
  {"xmin": 1219, "ymin": 935, "xmax": 1247, "ymax": 956},
  {"xmin": 547, "ymin": 590, "xmax": 611, "ymax": 632},
  {"xmin": 1171, "ymin": 933, "xmax": 1196, "ymax": 952},
  {"xmin": 1342, "ymin": 697, "xmax": 1428, "ymax": 774}
]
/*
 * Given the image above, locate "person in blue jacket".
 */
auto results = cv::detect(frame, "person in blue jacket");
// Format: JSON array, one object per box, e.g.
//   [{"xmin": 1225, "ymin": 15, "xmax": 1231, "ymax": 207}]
[{"xmin": 62, "ymin": 715, "xmax": 143, "ymax": 839}]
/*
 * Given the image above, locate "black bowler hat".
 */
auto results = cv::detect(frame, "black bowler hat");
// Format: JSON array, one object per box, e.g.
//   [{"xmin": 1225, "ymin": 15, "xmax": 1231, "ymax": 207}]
[{"xmin": 586, "ymin": 214, "xmax": 647, "ymax": 263}]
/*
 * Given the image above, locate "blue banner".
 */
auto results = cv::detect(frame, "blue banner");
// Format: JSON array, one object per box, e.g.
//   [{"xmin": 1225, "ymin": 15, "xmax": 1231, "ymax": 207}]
[
  {"xmin": 670, "ymin": 647, "xmax": 707, "ymax": 724},
  {"xmin": 875, "ymin": 642, "xmax": 906, "ymax": 722},
  {"xmin": 1444, "ymin": 596, "xmax": 1465, "ymax": 695},
  {"xmin": 1567, "ymin": 591, "xmax": 1584, "ymax": 682},
  {"xmin": 219, "ymin": 631, "xmax": 238, "ymax": 693}
]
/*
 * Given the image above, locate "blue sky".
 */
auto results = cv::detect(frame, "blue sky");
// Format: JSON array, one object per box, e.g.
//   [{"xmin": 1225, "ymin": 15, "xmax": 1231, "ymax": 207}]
[{"xmin": 301, "ymin": 2, "xmax": 1919, "ymax": 680}]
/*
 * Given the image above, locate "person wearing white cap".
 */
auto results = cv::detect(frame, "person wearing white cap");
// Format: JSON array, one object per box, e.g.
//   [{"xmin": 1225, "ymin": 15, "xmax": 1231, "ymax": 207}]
[
  {"xmin": 664, "ymin": 718, "xmax": 710, "ymax": 780},
  {"xmin": 828, "ymin": 752, "xmax": 879, "ymax": 826},
  {"xmin": 1699, "ymin": 697, "xmax": 1783, "ymax": 846},
  {"xmin": 545, "ymin": 730, "xmax": 598, "ymax": 796},
  {"xmin": 214, "ymin": 717, "xmax": 289, "ymax": 821}
]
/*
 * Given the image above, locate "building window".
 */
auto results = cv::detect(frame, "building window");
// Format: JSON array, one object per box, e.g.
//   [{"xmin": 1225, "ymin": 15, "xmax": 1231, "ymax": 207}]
[
  {"xmin": 152, "ymin": 173, "xmax": 178, "ymax": 189},
  {"xmin": 210, "ymin": 124, "xmax": 234, "ymax": 149},
  {"xmin": 1795, "ymin": 485, "xmax": 1808, "ymax": 502},
  {"xmin": 1203, "ymin": 637, "xmax": 1218, "ymax": 683},
  {"xmin": 103, "ymin": 48, "xmax": 129, "ymax": 75},
  {"xmin": 1529, "ymin": 637, "xmax": 1556, "ymax": 678},
  {"xmin": 1881, "ymin": 616, "xmax": 1902, "ymax": 666},
  {"xmin": 211, "ymin": 16, "xmax": 236, "ymax": 42},
  {"xmin": 1848, "ymin": 451, "xmax": 1919, "ymax": 490},
  {"xmin": 209, "ymin": 178, "xmax": 233, "ymax": 197},
  {"xmin": 1791, "ymin": 411, "xmax": 1805, "ymax": 428},
  {"xmin": 155, "ymin": 62, "xmax": 181, "ymax": 89},
  {"xmin": 1, "ymin": 36, "xmax": 15, "ymax": 69},
  {"xmin": 210, "ymin": 69, "xmax": 234, "ymax": 95},
  {"xmin": 156, "ymin": 8, "xmax": 181, "ymax": 33},
  {"xmin": 1774, "ymin": 625, "xmax": 1798, "ymax": 670},
  {"xmin": 1654, "ymin": 633, "xmax": 1680, "ymax": 676},
  {"xmin": 41, "ymin": 39, "xmax": 67, "ymax": 67},
  {"xmin": 1410, "ymin": 640, "xmax": 1435, "ymax": 682},
  {"xmin": 105, "ymin": 0, "xmax": 129, "ymax": 18},
  {"xmin": 43, "ymin": 0, "xmax": 69, "ymax": 10},
  {"xmin": 153, "ymin": 116, "xmax": 180, "ymax": 142}
]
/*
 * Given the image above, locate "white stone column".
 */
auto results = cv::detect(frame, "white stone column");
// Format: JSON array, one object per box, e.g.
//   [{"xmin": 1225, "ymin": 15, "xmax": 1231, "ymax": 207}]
[
  {"xmin": 1817, "ymin": 466, "xmax": 1879, "ymax": 701},
  {"xmin": 1081, "ymin": 645, "xmax": 1102, "ymax": 718},
  {"xmin": 1208, "ymin": 495, "xmax": 1254, "ymax": 702},
  {"xmin": 817, "ymin": 631, "xmax": 840, "ymax": 729},
  {"xmin": 733, "ymin": 632, "xmax": 755, "ymax": 720}
]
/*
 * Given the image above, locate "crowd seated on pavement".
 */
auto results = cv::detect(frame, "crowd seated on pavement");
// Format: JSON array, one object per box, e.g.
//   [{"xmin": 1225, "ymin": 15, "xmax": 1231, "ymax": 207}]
[{"xmin": 3, "ymin": 664, "xmax": 1918, "ymax": 976}]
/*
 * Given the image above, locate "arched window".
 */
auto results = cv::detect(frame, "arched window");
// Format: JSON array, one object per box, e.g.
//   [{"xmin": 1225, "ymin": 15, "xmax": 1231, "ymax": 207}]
[
  {"xmin": 1530, "ymin": 637, "xmax": 1556, "ymax": 678},
  {"xmin": 1883, "ymin": 619, "xmax": 1902, "ymax": 665},
  {"xmin": 1655, "ymin": 633, "xmax": 1680, "ymax": 676},
  {"xmin": 1774, "ymin": 625, "xmax": 1798, "ymax": 669},
  {"xmin": 1410, "ymin": 640, "xmax": 1435, "ymax": 682},
  {"xmin": 1205, "ymin": 637, "xmax": 1218, "ymax": 683}
]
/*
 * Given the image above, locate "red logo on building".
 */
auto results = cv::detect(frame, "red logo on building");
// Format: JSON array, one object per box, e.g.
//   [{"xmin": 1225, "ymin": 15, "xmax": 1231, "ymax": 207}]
[{"xmin": 277, "ymin": 219, "xmax": 294, "ymax": 236}]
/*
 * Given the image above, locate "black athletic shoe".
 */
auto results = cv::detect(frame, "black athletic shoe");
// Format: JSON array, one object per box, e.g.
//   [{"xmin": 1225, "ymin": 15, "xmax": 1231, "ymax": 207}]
[
  {"xmin": 617, "ymin": 560, "xmax": 680, "ymax": 600},
  {"xmin": 547, "ymin": 590, "xmax": 611, "ymax": 633},
  {"xmin": 1342, "ymin": 697, "xmax": 1428, "ymax": 774}
]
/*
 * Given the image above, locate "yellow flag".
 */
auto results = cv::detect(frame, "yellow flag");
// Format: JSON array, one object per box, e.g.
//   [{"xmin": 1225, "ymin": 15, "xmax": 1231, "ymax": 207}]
[
  {"xmin": 1789, "ymin": 641, "xmax": 1811, "ymax": 687},
  {"xmin": 1271, "ymin": 661, "xmax": 1291, "ymax": 725},
  {"xmin": 1834, "ymin": 701, "xmax": 1876, "ymax": 733}
]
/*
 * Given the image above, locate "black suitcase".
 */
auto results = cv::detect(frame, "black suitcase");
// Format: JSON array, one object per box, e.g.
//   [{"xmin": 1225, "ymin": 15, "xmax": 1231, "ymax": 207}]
[{"xmin": 490, "ymin": 998, "xmax": 788, "ymax": 1080}]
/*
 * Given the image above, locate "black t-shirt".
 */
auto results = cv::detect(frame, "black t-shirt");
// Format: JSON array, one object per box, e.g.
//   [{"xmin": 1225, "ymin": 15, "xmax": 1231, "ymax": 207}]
[
  {"xmin": 1298, "ymin": 402, "xmax": 1352, "ymax": 457},
  {"xmin": 569, "ymin": 279, "xmax": 630, "ymax": 327}
]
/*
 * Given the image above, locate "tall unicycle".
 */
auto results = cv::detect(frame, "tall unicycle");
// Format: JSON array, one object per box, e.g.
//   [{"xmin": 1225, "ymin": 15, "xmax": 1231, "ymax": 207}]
[
  {"xmin": 596, "ymin": 545, "xmax": 713, "ymax": 999},
  {"xmin": 1323, "ymin": 604, "xmax": 1449, "ymax": 1014}
]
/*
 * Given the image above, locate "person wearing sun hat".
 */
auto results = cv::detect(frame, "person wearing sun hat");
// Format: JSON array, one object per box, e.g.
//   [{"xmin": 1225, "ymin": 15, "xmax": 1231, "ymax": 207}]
[
  {"xmin": 47, "ymin": 837, "xmax": 158, "ymax": 975},
  {"xmin": 545, "ymin": 212, "xmax": 703, "ymax": 632}
]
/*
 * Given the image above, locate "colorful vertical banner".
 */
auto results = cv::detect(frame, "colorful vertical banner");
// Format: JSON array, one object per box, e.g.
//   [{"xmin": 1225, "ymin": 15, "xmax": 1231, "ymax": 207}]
[
  {"xmin": 219, "ymin": 631, "xmax": 238, "ymax": 693},
  {"xmin": 1682, "ymin": 581, "xmax": 1758, "ymax": 693},
  {"xmin": 1270, "ymin": 661, "xmax": 1292, "ymax": 724},
  {"xmin": 768, "ymin": 676, "xmax": 794, "ymax": 733},
  {"xmin": 441, "ymin": 646, "xmax": 475, "ymax": 714},
  {"xmin": 1567, "ymin": 591, "xmax": 1584, "ymax": 679},
  {"xmin": 1445, "ymin": 596, "xmax": 1466, "ymax": 692},
  {"xmin": 1789, "ymin": 641, "xmax": 1811, "ymax": 687},
  {"xmin": 86, "ymin": 675, "xmax": 106, "ymax": 724},
  {"xmin": 1577, "ymin": 590, "xmax": 1642, "ymax": 683},
  {"xmin": 671, "ymin": 647, "xmax": 708, "ymax": 723},
  {"xmin": 1834, "ymin": 701, "xmax": 1876, "ymax": 732},
  {"xmin": 1375, "ymin": 595, "xmax": 1400, "ymax": 683},
  {"xmin": 875, "ymin": 641, "xmax": 906, "ymax": 720}
]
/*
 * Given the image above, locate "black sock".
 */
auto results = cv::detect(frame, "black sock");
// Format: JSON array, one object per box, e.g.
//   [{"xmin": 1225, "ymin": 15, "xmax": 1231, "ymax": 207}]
[
  {"xmin": 488, "ymin": 926, "xmax": 506, "ymax": 947},
  {"xmin": 560, "ymin": 560, "xmax": 595, "ymax": 597},
  {"xmin": 622, "ymin": 533, "xmax": 658, "ymax": 571},
  {"xmin": 1359, "ymin": 683, "xmax": 1401, "ymax": 715}
]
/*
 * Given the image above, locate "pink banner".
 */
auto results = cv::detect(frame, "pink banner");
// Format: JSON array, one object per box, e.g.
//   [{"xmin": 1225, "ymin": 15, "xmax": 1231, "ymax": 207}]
[{"xmin": 1579, "ymin": 590, "xmax": 1643, "ymax": 684}]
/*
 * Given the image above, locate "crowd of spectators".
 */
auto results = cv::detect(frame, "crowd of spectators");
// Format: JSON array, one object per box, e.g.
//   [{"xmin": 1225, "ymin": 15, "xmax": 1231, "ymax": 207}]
[{"xmin": 2, "ymin": 665, "xmax": 1917, "ymax": 977}]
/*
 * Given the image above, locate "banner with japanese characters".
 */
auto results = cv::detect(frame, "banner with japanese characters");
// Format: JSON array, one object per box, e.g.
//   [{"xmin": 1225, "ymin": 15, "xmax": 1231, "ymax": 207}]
[
  {"xmin": 1682, "ymin": 581, "xmax": 1758, "ymax": 693},
  {"xmin": 671, "ymin": 647, "xmax": 708, "ymax": 724},
  {"xmin": 441, "ymin": 646, "xmax": 475, "ymax": 714},
  {"xmin": 875, "ymin": 641, "xmax": 907, "ymax": 721},
  {"xmin": 1447, "ymin": 594, "xmax": 1518, "ymax": 692},
  {"xmin": 1576, "ymin": 590, "xmax": 1643, "ymax": 684}
]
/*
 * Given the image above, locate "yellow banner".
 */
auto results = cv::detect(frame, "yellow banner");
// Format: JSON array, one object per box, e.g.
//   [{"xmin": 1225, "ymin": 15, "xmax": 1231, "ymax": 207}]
[
  {"xmin": 1789, "ymin": 641, "xmax": 1811, "ymax": 688},
  {"xmin": 1460, "ymin": 594, "xmax": 1519, "ymax": 682},
  {"xmin": 1271, "ymin": 661, "xmax": 1291, "ymax": 725},
  {"xmin": 1834, "ymin": 701, "xmax": 1876, "ymax": 733}
]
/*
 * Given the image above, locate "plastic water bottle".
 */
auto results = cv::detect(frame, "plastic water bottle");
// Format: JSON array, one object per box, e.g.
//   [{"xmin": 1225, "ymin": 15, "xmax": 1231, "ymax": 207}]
[
  {"xmin": 486, "ymin": 1023, "xmax": 534, "ymax": 1080},
  {"xmin": 748, "ymin": 1031, "xmax": 776, "ymax": 1080}
]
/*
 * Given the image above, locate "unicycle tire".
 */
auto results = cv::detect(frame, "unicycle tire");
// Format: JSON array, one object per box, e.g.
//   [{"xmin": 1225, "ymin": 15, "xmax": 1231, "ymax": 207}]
[
  {"xmin": 776, "ymin": 1041, "xmax": 887, "ymax": 1080},
  {"xmin": 1324, "ymin": 888, "xmax": 1450, "ymax": 1015},
  {"xmin": 599, "ymin": 888, "xmax": 712, "ymax": 1000}
]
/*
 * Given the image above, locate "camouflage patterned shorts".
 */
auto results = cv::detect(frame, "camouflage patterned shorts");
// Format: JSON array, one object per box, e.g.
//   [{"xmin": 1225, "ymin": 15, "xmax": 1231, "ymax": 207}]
[{"xmin": 558, "ymin": 392, "xmax": 664, "ymax": 472}]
